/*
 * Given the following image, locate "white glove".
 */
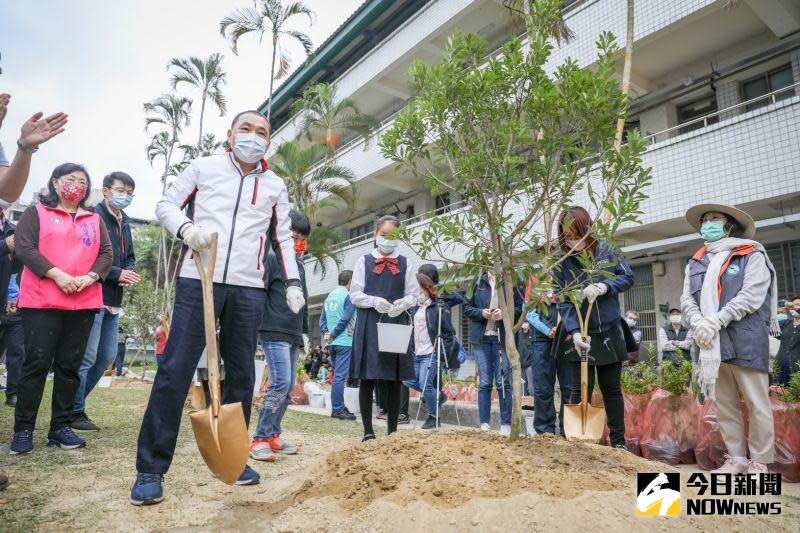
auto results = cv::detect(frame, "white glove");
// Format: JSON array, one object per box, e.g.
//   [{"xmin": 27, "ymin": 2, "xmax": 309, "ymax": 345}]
[
  {"xmin": 372, "ymin": 297, "xmax": 393, "ymax": 314},
  {"xmin": 387, "ymin": 304, "xmax": 405, "ymax": 318},
  {"xmin": 572, "ymin": 332, "xmax": 591, "ymax": 352},
  {"xmin": 302, "ymin": 334, "xmax": 311, "ymax": 354},
  {"xmin": 183, "ymin": 224, "xmax": 212, "ymax": 251},
  {"xmin": 662, "ymin": 340, "xmax": 675, "ymax": 351},
  {"xmin": 582, "ymin": 283, "xmax": 608, "ymax": 304},
  {"xmin": 286, "ymin": 285, "xmax": 305, "ymax": 314},
  {"xmin": 693, "ymin": 322, "xmax": 715, "ymax": 350},
  {"xmin": 704, "ymin": 315, "xmax": 723, "ymax": 333}
]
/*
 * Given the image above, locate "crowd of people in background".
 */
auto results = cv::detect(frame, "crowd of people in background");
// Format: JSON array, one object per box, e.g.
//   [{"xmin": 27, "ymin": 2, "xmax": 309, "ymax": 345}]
[{"xmin": 1, "ymin": 102, "xmax": 797, "ymax": 503}]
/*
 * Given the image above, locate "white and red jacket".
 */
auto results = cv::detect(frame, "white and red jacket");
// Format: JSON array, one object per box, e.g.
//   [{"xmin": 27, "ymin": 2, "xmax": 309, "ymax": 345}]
[{"xmin": 156, "ymin": 152, "xmax": 300, "ymax": 288}]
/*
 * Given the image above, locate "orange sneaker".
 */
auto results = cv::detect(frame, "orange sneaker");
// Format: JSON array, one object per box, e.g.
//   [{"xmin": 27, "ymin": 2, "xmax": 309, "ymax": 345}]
[
  {"xmin": 250, "ymin": 438, "xmax": 277, "ymax": 462},
  {"xmin": 268, "ymin": 434, "xmax": 299, "ymax": 455}
]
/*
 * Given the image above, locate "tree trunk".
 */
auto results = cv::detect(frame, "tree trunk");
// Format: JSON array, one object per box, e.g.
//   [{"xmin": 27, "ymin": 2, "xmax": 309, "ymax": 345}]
[
  {"xmin": 267, "ymin": 34, "xmax": 278, "ymax": 124},
  {"xmin": 198, "ymin": 92, "xmax": 207, "ymax": 149},
  {"xmin": 604, "ymin": 0, "xmax": 634, "ymax": 224},
  {"xmin": 500, "ymin": 272, "xmax": 523, "ymax": 440}
]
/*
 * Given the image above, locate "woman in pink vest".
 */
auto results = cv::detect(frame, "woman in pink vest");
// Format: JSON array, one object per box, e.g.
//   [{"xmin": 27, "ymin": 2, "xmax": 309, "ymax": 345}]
[{"xmin": 9, "ymin": 163, "xmax": 112, "ymax": 455}]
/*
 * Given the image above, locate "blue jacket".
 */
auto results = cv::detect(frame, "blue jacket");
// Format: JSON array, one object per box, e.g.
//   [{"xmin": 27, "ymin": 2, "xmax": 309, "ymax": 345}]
[
  {"xmin": 551, "ymin": 241, "xmax": 634, "ymax": 335},
  {"xmin": 463, "ymin": 276, "xmax": 524, "ymax": 345},
  {"xmin": 407, "ymin": 294, "xmax": 463, "ymax": 368},
  {"xmin": 95, "ymin": 201, "xmax": 136, "ymax": 307}
]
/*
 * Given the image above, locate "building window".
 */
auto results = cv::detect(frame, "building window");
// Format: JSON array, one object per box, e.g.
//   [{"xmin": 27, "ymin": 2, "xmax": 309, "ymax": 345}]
[
  {"xmin": 676, "ymin": 95, "xmax": 719, "ymax": 135},
  {"xmin": 348, "ymin": 221, "xmax": 373, "ymax": 240},
  {"xmin": 393, "ymin": 204, "xmax": 415, "ymax": 221},
  {"xmin": 742, "ymin": 64, "xmax": 795, "ymax": 111},
  {"xmin": 622, "ymin": 120, "xmax": 640, "ymax": 142},
  {"xmin": 623, "ymin": 264, "xmax": 657, "ymax": 343},
  {"xmin": 766, "ymin": 239, "xmax": 800, "ymax": 300}
]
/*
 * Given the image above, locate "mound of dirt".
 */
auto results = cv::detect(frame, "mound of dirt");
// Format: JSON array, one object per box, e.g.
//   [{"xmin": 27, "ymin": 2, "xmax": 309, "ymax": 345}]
[{"xmin": 295, "ymin": 429, "xmax": 664, "ymax": 513}]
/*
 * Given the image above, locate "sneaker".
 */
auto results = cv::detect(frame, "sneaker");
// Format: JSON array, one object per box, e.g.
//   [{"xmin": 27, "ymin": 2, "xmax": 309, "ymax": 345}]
[
  {"xmin": 499, "ymin": 424, "xmax": 511, "ymax": 437},
  {"xmin": 421, "ymin": 416, "xmax": 440, "ymax": 430},
  {"xmin": 4, "ymin": 394, "xmax": 16, "ymax": 407},
  {"xmin": 331, "ymin": 409, "xmax": 357, "ymax": 421},
  {"xmin": 235, "ymin": 465, "xmax": 260, "ymax": 486},
  {"xmin": 46, "ymin": 427, "xmax": 86, "ymax": 450},
  {"xmin": 70, "ymin": 412, "xmax": 100, "ymax": 432},
  {"xmin": 376, "ymin": 409, "xmax": 387, "ymax": 420},
  {"xmin": 613, "ymin": 444, "xmax": 629, "ymax": 452},
  {"xmin": 10, "ymin": 430, "xmax": 33, "ymax": 455},
  {"xmin": 398, "ymin": 413, "xmax": 410, "ymax": 425},
  {"xmin": 250, "ymin": 438, "xmax": 276, "ymax": 462},
  {"xmin": 130, "ymin": 473, "xmax": 164, "ymax": 506},
  {"xmin": 747, "ymin": 460, "xmax": 768, "ymax": 476},
  {"xmin": 362, "ymin": 433, "xmax": 376, "ymax": 442},
  {"xmin": 712, "ymin": 455, "xmax": 749, "ymax": 475},
  {"xmin": 267, "ymin": 435, "xmax": 299, "ymax": 455},
  {"xmin": 480, "ymin": 423, "xmax": 490, "ymax": 432}
]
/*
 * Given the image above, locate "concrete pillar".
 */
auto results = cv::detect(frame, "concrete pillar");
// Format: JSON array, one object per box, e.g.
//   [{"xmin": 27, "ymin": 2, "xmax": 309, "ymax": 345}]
[
  {"xmin": 639, "ymin": 103, "xmax": 678, "ymax": 143},
  {"xmin": 716, "ymin": 80, "xmax": 741, "ymax": 121}
]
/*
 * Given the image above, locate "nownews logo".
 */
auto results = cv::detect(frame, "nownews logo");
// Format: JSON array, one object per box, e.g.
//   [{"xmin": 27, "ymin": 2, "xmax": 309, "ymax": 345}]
[{"xmin": 636, "ymin": 472, "xmax": 782, "ymax": 517}]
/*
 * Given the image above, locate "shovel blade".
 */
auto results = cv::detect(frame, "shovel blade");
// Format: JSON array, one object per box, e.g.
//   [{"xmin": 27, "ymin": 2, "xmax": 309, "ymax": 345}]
[
  {"xmin": 563, "ymin": 403, "xmax": 606, "ymax": 443},
  {"xmin": 189, "ymin": 401, "xmax": 250, "ymax": 484}
]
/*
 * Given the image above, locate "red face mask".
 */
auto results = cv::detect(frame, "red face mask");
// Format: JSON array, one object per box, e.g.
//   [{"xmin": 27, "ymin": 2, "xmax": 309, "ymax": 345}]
[
  {"xmin": 294, "ymin": 239, "xmax": 307, "ymax": 256},
  {"xmin": 60, "ymin": 182, "xmax": 87, "ymax": 204}
]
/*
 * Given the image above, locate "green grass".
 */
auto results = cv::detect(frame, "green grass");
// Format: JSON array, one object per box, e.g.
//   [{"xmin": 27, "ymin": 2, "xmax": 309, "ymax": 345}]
[{"xmin": 0, "ymin": 382, "xmax": 358, "ymax": 531}]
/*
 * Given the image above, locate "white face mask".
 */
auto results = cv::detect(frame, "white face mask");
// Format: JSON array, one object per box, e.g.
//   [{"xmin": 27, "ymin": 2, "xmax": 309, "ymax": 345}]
[
  {"xmin": 376, "ymin": 236, "xmax": 398, "ymax": 255},
  {"xmin": 232, "ymin": 133, "xmax": 268, "ymax": 163},
  {"xmin": 417, "ymin": 293, "xmax": 430, "ymax": 305}
]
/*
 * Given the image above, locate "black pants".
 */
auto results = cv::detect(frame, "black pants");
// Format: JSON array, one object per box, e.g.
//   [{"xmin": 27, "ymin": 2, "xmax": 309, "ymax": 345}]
[
  {"xmin": 359, "ymin": 379, "xmax": 401, "ymax": 436},
  {"xmin": 568, "ymin": 361, "xmax": 625, "ymax": 447},
  {"xmin": 14, "ymin": 309, "xmax": 97, "ymax": 433},
  {"xmin": 2, "ymin": 318, "xmax": 26, "ymax": 397},
  {"xmin": 136, "ymin": 278, "xmax": 265, "ymax": 475}
]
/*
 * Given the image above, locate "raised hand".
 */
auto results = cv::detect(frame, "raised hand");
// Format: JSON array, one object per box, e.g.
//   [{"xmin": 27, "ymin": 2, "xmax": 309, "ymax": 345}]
[{"xmin": 20, "ymin": 111, "xmax": 68, "ymax": 149}]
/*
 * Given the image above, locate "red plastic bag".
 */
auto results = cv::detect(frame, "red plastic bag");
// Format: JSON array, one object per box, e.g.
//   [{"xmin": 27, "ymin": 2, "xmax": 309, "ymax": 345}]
[
  {"xmin": 290, "ymin": 382, "xmax": 308, "ymax": 405},
  {"xmin": 443, "ymin": 383, "xmax": 461, "ymax": 400},
  {"xmin": 770, "ymin": 398, "xmax": 800, "ymax": 483},
  {"xmin": 640, "ymin": 388, "xmax": 699, "ymax": 465},
  {"xmin": 623, "ymin": 392, "xmax": 652, "ymax": 456},
  {"xmin": 695, "ymin": 398, "xmax": 728, "ymax": 471}
]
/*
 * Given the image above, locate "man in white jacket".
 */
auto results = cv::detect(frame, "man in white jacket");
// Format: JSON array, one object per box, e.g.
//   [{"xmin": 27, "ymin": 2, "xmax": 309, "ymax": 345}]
[{"xmin": 131, "ymin": 110, "xmax": 304, "ymax": 506}]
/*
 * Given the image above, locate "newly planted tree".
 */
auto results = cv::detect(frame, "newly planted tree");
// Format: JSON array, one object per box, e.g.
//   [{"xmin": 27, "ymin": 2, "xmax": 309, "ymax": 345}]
[{"xmin": 381, "ymin": 0, "xmax": 651, "ymax": 439}]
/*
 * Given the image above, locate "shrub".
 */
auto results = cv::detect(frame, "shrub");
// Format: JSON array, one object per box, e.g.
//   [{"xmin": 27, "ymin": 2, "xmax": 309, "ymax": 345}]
[
  {"xmin": 780, "ymin": 366, "xmax": 800, "ymax": 403},
  {"xmin": 622, "ymin": 360, "xmax": 659, "ymax": 395},
  {"xmin": 660, "ymin": 360, "xmax": 693, "ymax": 396}
]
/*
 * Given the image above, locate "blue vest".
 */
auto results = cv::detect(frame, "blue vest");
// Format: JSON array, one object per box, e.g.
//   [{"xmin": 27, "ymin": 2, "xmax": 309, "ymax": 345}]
[
  {"xmin": 688, "ymin": 247, "xmax": 772, "ymax": 372},
  {"xmin": 324, "ymin": 286, "xmax": 354, "ymax": 347}
]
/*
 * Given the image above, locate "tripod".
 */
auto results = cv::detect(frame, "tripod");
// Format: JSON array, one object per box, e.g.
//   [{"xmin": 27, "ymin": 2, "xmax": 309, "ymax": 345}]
[{"xmin": 412, "ymin": 300, "xmax": 461, "ymax": 429}]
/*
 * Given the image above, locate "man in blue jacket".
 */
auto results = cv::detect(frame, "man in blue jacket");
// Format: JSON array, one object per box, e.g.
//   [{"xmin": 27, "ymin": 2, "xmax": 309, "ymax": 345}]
[
  {"xmin": 72, "ymin": 172, "xmax": 139, "ymax": 432},
  {"xmin": 320, "ymin": 269, "xmax": 357, "ymax": 421},
  {"xmin": 464, "ymin": 273, "xmax": 524, "ymax": 436}
]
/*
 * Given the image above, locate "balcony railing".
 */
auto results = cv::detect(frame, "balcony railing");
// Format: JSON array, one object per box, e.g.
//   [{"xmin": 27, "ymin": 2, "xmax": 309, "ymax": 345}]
[{"xmin": 645, "ymin": 82, "xmax": 799, "ymax": 144}]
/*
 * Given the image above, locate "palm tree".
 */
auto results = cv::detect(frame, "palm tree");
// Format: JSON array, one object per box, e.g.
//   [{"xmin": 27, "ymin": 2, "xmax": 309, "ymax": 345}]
[
  {"xmin": 292, "ymin": 82, "xmax": 380, "ymax": 164},
  {"xmin": 143, "ymin": 94, "xmax": 192, "ymax": 192},
  {"xmin": 220, "ymin": 0, "xmax": 315, "ymax": 123},
  {"xmin": 270, "ymin": 140, "xmax": 356, "ymax": 276},
  {"xmin": 167, "ymin": 54, "xmax": 228, "ymax": 148}
]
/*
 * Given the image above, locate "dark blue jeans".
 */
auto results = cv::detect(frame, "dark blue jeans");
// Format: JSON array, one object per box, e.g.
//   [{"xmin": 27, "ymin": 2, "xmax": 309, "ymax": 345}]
[
  {"xmin": 114, "ymin": 342, "xmax": 126, "ymax": 376},
  {"xmin": 136, "ymin": 278, "xmax": 265, "ymax": 474},
  {"xmin": 74, "ymin": 308, "xmax": 120, "ymax": 414},
  {"xmin": 329, "ymin": 344, "xmax": 352, "ymax": 412},
  {"xmin": 473, "ymin": 337, "xmax": 512, "ymax": 425},
  {"xmin": 531, "ymin": 339, "xmax": 572, "ymax": 435},
  {"xmin": 2, "ymin": 318, "xmax": 26, "ymax": 397}
]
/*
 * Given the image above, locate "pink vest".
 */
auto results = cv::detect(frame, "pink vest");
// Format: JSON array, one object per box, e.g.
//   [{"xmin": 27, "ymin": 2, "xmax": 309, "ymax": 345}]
[{"xmin": 18, "ymin": 204, "xmax": 103, "ymax": 310}]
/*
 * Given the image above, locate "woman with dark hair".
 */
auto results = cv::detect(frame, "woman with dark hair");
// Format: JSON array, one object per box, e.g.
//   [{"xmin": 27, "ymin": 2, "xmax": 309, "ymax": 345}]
[
  {"xmin": 403, "ymin": 263, "xmax": 462, "ymax": 429},
  {"xmin": 349, "ymin": 214, "xmax": 418, "ymax": 441},
  {"xmin": 551, "ymin": 206, "xmax": 634, "ymax": 449},
  {"xmin": 9, "ymin": 163, "xmax": 112, "ymax": 455}
]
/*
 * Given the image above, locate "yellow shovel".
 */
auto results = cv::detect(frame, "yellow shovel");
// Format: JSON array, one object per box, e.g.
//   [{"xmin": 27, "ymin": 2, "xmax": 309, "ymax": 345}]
[
  {"xmin": 563, "ymin": 301, "xmax": 606, "ymax": 443},
  {"xmin": 189, "ymin": 234, "xmax": 250, "ymax": 484}
]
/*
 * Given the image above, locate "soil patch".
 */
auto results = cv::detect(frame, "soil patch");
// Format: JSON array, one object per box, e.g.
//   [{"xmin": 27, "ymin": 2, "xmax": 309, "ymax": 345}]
[{"xmin": 295, "ymin": 430, "xmax": 661, "ymax": 513}]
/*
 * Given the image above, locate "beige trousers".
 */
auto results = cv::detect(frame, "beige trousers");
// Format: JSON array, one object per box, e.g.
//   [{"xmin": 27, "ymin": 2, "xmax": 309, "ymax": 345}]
[{"xmin": 715, "ymin": 362, "xmax": 774, "ymax": 464}]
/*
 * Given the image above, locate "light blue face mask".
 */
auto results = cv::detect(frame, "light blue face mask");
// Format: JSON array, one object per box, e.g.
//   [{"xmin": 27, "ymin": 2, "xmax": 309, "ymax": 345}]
[
  {"xmin": 375, "ymin": 236, "xmax": 398, "ymax": 254},
  {"xmin": 110, "ymin": 192, "xmax": 133, "ymax": 209},
  {"xmin": 777, "ymin": 313, "xmax": 788, "ymax": 322},
  {"xmin": 700, "ymin": 220, "xmax": 727, "ymax": 242},
  {"xmin": 232, "ymin": 133, "xmax": 268, "ymax": 164}
]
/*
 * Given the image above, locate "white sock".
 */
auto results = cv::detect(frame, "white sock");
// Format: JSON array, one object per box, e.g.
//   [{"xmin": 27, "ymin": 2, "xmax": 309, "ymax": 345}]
[{"xmin": 734, "ymin": 456, "xmax": 748, "ymax": 465}]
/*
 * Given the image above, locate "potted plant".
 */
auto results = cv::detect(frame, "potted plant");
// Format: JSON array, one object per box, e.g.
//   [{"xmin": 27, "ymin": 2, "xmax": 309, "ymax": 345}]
[
  {"xmin": 621, "ymin": 360, "xmax": 659, "ymax": 455},
  {"xmin": 770, "ymin": 368, "xmax": 800, "ymax": 482},
  {"xmin": 640, "ymin": 360, "xmax": 699, "ymax": 465}
]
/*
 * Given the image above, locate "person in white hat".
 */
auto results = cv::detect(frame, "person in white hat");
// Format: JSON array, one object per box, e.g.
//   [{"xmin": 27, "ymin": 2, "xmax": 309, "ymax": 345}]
[{"xmin": 680, "ymin": 203, "xmax": 779, "ymax": 476}]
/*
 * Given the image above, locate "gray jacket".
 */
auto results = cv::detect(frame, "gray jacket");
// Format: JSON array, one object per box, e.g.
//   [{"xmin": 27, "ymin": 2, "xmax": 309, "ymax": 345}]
[{"xmin": 681, "ymin": 248, "xmax": 772, "ymax": 372}]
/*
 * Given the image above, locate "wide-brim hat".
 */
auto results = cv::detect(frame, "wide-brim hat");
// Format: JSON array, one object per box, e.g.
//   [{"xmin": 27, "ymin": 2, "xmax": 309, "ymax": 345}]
[{"xmin": 685, "ymin": 203, "xmax": 756, "ymax": 239}]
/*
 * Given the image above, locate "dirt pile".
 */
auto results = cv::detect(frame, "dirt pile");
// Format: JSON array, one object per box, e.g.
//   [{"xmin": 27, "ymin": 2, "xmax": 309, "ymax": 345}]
[{"xmin": 295, "ymin": 430, "xmax": 663, "ymax": 513}]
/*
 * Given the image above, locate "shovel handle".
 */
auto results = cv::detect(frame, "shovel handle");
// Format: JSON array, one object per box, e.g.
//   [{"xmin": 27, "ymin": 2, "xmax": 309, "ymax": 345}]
[
  {"xmin": 193, "ymin": 234, "xmax": 221, "ymax": 417},
  {"xmin": 571, "ymin": 299, "xmax": 595, "ymax": 409}
]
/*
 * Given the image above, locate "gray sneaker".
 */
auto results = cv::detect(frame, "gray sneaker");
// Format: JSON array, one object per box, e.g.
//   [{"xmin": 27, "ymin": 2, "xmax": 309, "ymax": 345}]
[{"xmin": 71, "ymin": 413, "xmax": 100, "ymax": 432}]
